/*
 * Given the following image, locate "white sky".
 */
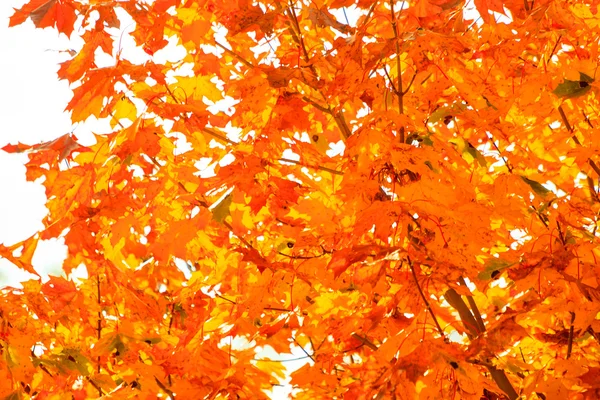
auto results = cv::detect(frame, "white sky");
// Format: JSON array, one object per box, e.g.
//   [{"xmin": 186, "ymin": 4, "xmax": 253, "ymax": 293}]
[{"xmin": 0, "ymin": 2, "xmax": 73, "ymax": 285}]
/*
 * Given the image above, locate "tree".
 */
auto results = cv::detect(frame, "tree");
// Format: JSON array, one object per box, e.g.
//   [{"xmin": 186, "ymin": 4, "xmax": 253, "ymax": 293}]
[{"xmin": 2, "ymin": 0, "xmax": 600, "ymax": 398}]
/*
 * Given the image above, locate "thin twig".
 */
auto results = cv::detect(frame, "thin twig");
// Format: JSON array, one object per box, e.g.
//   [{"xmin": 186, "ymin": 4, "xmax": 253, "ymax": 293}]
[
  {"xmin": 215, "ymin": 40, "xmax": 254, "ymax": 68},
  {"xmin": 359, "ymin": 0, "xmax": 379, "ymax": 33},
  {"xmin": 556, "ymin": 221, "xmax": 566, "ymax": 245},
  {"xmin": 487, "ymin": 133, "xmax": 513, "ymax": 173},
  {"xmin": 278, "ymin": 157, "xmax": 343, "ymax": 175},
  {"xmin": 351, "ymin": 333, "xmax": 378, "ymax": 351},
  {"xmin": 301, "ymin": 95, "xmax": 331, "ymax": 113},
  {"xmin": 96, "ymin": 274, "xmax": 102, "ymax": 394},
  {"xmin": 402, "ymin": 71, "xmax": 418, "ymax": 95},
  {"xmin": 582, "ymin": 110, "xmax": 594, "ymax": 128},
  {"xmin": 155, "ymin": 376, "xmax": 176, "ymax": 398},
  {"xmin": 558, "ymin": 105, "xmax": 575, "ymax": 137},
  {"xmin": 293, "ymin": 337, "xmax": 316, "ymax": 362},
  {"xmin": 87, "ymin": 377, "xmax": 104, "ymax": 396},
  {"xmin": 547, "ymin": 35, "xmax": 562, "ymax": 64},
  {"xmin": 254, "ymin": 355, "xmax": 314, "ymax": 363},
  {"xmin": 390, "ymin": 0, "xmax": 405, "ymax": 143},
  {"xmin": 567, "ymin": 312, "xmax": 575, "ymax": 359},
  {"xmin": 216, "ymin": 294, "xmax": 237, "ymax": 304},
  {"xmin": 407, "ymin": 258, "xmax": 446, "ymax": 340},
  {"xmin": 201, "ymin": 126, "xmax": 237, "ymax": 145},
  {"xmin": 383, "ymin": 66, "xmax": 399, "ymax": 95},
  {"xmin": 277, "ymin": 251, "xmax": 323, "ymax": 259},
  {"xmin": 586, "ymin": 175, "xmax": 600, "ymax": 202}
]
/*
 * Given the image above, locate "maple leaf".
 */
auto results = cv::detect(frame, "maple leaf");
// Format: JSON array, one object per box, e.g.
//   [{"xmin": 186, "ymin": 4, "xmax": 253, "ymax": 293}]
[
  {"xmin": 0, "ymin": 236, "xmax": 40, "ymax": 276},
  {"xmin": 1, "ymin": 133, "xmax": 91, "ymax": 164},
  {"xmin": 9, "ymin": 0, "xmax": 77, "ymax": 37}
]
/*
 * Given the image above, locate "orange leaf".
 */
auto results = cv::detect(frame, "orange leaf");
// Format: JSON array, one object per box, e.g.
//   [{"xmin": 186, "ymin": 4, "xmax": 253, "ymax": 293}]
[{"xmin": 0, "ymin": 236, "xmax": 40, "ymax": 276}]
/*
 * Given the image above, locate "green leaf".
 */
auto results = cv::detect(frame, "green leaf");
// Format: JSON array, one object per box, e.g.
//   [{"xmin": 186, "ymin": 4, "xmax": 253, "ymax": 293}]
[
  {"xmin": 212, "ymin": 192, "xmax": 233, "ymax": 223},
  {"xmin": 521, "ymin": 176, "xmax": 551, "ymax": 197},
  {"xmin": 553, "ymin": 72, "xmax": 594, "ymax": 98},
  {"xmin": 478, "ymin": 258, "xmax": 514, "ymax": 280}
]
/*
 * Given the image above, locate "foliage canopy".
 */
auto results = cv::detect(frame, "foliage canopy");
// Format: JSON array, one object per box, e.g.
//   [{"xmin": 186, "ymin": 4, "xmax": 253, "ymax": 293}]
[{"xmin": 3, "ymin": 0, "xmax": 600, "ymax": 398}]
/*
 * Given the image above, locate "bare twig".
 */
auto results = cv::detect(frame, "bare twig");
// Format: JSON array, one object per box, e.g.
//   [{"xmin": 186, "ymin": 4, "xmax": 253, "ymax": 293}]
[
  {"xmin": 351, "ymin": 333, "xmax": 379, "ymax": 351},
  {"xmin": 390, "ymin": 0, "xmax": 405, "ymax": 143},
  {"xmin": 301, "ymin": 95, "xmax": 331, "ymax": 113},
  {"xmin": 294, "ymin": 337, "xmax": 316, "ymax": 362},
  {"xmin": 96, "ymin": 274, "xmax": 102, "ymax": 393},
  {"xmin": 407, "ymin": 258, "xmax": 446, "ymax": 339},
  {"xmin": 87, "ymin": 377, "xmax": 104, "ymax": 396},
  {"xmin": 278, "ymin": 157, "xmax": 343, "ymax": 175},
  {"xmin": 402, "ymin": 71, "xmax": 417, "ymax": 95},
  {"xmin": 155, "ymin": 376, "xmax": 175, "ymax": 398},
  {"xmin": 567, "ymin": 312, "xmax": 575, "ymax": 359},
  {"xmin": 215, "ymin": 40, "xmax": 254, "ymax": 68},
  {"xmin": 547, "ymin": 35, "xmax": 562, "ymax": 64},
  {"xmin": 201, "ymin": 126, "xmax": 237, "ymax": 145}
]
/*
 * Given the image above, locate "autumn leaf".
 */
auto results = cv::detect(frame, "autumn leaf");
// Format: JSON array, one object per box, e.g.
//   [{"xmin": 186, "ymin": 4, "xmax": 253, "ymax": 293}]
[
  {"xmin": 0, "ymin": 236, "xmax": 40, "ymax": 276},
  {"xmin": 9, "ymin": 0, "xmax": 77, "ymax": 37}
]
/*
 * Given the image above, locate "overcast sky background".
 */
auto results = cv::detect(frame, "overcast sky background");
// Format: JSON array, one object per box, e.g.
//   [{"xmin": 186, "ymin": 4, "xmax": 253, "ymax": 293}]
[{"xmin": 0, "ymin": 1, "xmax": 73, "ymax": 286}]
